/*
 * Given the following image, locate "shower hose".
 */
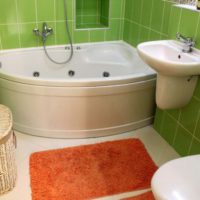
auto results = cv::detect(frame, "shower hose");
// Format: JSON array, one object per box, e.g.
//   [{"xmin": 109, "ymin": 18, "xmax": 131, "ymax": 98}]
[{"xmin": 43, "ymin": 0, "xmax": 73, "ymax": 64}]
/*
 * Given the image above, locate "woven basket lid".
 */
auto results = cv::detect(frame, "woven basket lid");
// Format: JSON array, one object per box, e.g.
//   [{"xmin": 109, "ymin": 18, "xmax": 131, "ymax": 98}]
[{"xmin": 0, "ymin": 104, "xmax": 13, "ymax": 141}]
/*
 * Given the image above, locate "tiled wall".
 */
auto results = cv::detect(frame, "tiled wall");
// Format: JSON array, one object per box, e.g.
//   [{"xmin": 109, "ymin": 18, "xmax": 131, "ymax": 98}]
[
  {"xmin": 123, "ymin": 0, "xmax": 171, "ymax": 46},
  {"xmin": 123, "ymin": 0, "xmax": 200, "ymax": 156},
  {"xmin": 0, "ymin": 0, "xmax": 125, "ymax": 49},
  {"xmin": 153, "ymin": 5, "xmax": 200, "ymax": 156},
  {"xmin": 76, "ymin": 0, "xmax": 109, "ymax": 29}
]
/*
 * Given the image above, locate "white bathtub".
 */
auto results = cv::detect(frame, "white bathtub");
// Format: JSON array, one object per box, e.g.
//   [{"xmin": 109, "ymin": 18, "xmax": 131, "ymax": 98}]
[{"xmin": 0, "ymin": 41, "xmax": 156, "ymax": 138}]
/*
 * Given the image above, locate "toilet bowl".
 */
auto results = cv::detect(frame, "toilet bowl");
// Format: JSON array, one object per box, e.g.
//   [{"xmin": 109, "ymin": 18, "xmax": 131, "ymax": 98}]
[{"xmin": 151, "ymin": 155, "xmax": 200, "ymax": 200}]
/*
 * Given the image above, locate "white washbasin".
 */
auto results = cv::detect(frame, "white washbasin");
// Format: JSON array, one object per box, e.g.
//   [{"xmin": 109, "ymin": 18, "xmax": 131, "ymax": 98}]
[{"xmin": 137, "ymin": 40, "xmax": 200, "ymax": 76}]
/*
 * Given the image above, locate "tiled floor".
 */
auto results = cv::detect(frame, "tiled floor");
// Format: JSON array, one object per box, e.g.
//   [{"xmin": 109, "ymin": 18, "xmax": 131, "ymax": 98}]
[{"xmin": 1, "ymin": 126, "xmax": 179, "ymax": 200}]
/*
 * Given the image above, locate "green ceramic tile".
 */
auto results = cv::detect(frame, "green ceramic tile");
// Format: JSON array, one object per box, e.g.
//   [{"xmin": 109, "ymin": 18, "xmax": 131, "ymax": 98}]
[
  {"xmin": 189, "ymin": 139, "xmax": 200, "ymax": 155},
  {"xmin": 174, "ymin": 125, "xmax": 192, "ymax": 156},
  {"xmin": 17, "ymin": 0, "xmax": 36, "ymax": 23},
  {"xmin": 110, "ymin": 0, "xmax": 121, "ymax": 18},
  {"xmin": 194, "ymin": 111, "xmax": 200, "ymax": 140},
  {"xmin": 123, "ymin": 20, "xmax": 130, "ymax": 43},
  {"xmin": 105, "ymin": 19, "xmax": 120, "ymax": 41},
  {"xmin": 19, "ymin": 23, "xmax": 38, "ymax": 48},
  {"xmin": 56, "ymin": 0, "xmax": 73, "ymax": 21},
  {"xmin": 129, "ymin": 23, "xmax": 140, "ymax": 47},
  {"xmin": 179, "ymin": 98, "xmax": 200, "ymax": 134},
  {"xmin": 138, "ymin": 26, "xmax": 150, "ymax": 44},
  {"xmin": 153, "ymin": 108, "xmax": 164, "ymax": 133},
  {"xmin": 161, "ymin": 1, "xmax": 172, "ymax": 35},
  {"xmin": 149, "ymin": 30, "xmax": 161, "ymax": 41},
  {"xmin": 0, "ymin": 0, "xmax": 17, "ymax": 24},
  {"xmin": 179, "ymin": 8, "xmax": 199, "ymax": 38},
  {"xmin": 90, "ymin": 30, "xmax": 105, "ymax": 42},
  {"xmin": 74, "ymin": 30, "xmax": 89, "ymax": 43},
  {"xmin": 141, "ymin": 0, "xmax": 152, "ymax": 27},
  {"xmin": 150, "ymin": 0, "xmax": 164, "ymax": 32},
  {"xmin": 125, "ymin": 0, "xmax": 132, "ymax": 20},
  {"xmin": 161, "ymin": 113, "xmax": 177, "ymax": 145},
  {"xmin": 37, "ymin": 0, "xmax": 55, "ymax": 22},
  {"xmin": 194, "ymin": 78, "xmax": 200, "ymax": 99},
  {"xmin": 56, "ymin": 21, "xmax": 73, "ymax": 45},
  {"xmin": 0, "ymin": 24, "xmax": 20, "ymax": 49},
  {"xmin": 131, "ymin": 0, "xmax": 142, "ymax": 23},
  {"xmin": 168, "ymin": 6, "xmax": 182, "ymax": 39},
  {"xmin": 166, "ymin": 109, "xmax": 180, "ymax": 120}
]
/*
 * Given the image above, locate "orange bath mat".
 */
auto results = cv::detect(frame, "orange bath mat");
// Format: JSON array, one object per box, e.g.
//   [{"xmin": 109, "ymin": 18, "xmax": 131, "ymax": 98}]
[
  {"xmin": 122, "ymin": 191, "xmax": 155, "ymax": 200},
  {"xmin": 30, "ymin": 139, "xmax": 157, "ymax": 200}
]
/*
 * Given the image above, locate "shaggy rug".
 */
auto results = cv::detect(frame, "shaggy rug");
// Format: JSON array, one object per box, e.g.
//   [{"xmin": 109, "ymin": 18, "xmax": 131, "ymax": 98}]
[{"xmin": 30, "ymin": 139, "xmax": 157, "ymax": 200}]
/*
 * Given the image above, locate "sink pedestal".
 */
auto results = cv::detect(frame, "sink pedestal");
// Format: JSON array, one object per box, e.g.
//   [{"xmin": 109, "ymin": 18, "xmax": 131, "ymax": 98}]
[{"xmin": 156, "ymin": 74, "xmax": 198, "ymax": 109}]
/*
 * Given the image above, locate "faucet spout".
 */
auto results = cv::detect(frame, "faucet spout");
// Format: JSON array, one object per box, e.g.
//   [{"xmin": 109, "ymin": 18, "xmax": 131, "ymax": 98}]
[
  {"xmin": 176, "ymin": 32, "xmax": 195, "ymax": 53},
  {"xmin": 33, "ymin": 22, "xmax": 53, "ymax": 42}
]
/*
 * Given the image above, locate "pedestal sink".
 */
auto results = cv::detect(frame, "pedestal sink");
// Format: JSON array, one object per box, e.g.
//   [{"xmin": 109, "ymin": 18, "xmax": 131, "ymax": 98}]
[{"xmin": 137, "ymin": 40, "xmax": 200, "ymax": 109}]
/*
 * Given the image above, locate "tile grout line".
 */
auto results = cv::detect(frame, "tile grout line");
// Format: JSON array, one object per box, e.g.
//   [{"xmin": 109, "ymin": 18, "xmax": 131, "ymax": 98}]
[
  {"xmin": 148, "ymin": 0, "xmax": 155, "ymax": 40},
  {"xmin": 177, "ymin": 7, "xmax": 183, "ymax": 32},
  {"xmin": 137, "ymin": 0, "xmax": 144, "ymax": 44},
  {"xmin": 35, "ymin": 0, "xmax": 39, "ymax": 46},
  {"xmin": 194, "ymin": 8, "xmax": 200, "ymax": 40},
  {"xmin": 15, "ymin": 0, "xmax": 21, "ymax": 48},
  {"xmin": 167, "ymin": 110, "xmax": 200, "ymax": 144},
  {"xmin": 54, "ymin": 0, "xmax": 57, "ymax": 45},
  {"xmin": 172, "ymin": 110, "xmax": 181, "ymax": 146},
  {"xmin": 160, "ymin": 1, "xmax": 166, "ymax": 39},
  {"xmin": 125, "ymin": 18, "xmax": 168, "ymax": 37},
  {"xmin": 188, "ymin": 110, "xmax": 200, "ymax": 154}
]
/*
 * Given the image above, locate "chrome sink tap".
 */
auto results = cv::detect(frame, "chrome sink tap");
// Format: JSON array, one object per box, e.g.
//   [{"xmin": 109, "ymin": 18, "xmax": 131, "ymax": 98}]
[
  {"xmin": 176, "ymin": 32, "xmax": 195, "ymax": 53},
  {"xmin": 33, "ymin": 22, "xmax": 53, "ymax": 42}
]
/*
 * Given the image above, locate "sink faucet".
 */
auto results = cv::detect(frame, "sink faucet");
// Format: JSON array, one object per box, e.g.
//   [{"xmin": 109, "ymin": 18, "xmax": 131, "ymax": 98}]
[
  {"xmin": 33, "ymin": 22, "xmax": 53, "ymax": 42},
  {"xmin": 176, "ymin": 32, "xmax": 195, "ymax": 53}
]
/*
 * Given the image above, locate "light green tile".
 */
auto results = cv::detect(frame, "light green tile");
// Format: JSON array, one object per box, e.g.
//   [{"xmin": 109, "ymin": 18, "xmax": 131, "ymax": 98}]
[
  {"xmin": 0, "ymin": 0, "xmax": 17, "ymax": 24},
  {"xmin": 74, "ymin": 30, "xmax": 89, "ymax": 43},
  {"xmin": 17, "ymin": 0, "xmax": 36, "ymax": 23},
  {"xmin": 0, "ymin": 24, "xmax": 20, "ymax": 49},
  {"xmin": 37, "ymin": 0, "xmax": 55, "ymax": 22},
  {"xmin": 56, "ymin": 21, "xmax": 73, "ymax": 45},
  {"xmin": 90, "ymin": 30, "xmax": 105, "ymax": 42},
  {"xmin": 19, "ymin": 23, "xmax": 38, "ymax": 48}
]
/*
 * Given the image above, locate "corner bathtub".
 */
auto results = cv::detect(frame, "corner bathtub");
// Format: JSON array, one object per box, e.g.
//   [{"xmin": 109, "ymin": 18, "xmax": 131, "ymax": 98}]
[{"xmin": 0, "ymin": 41, "xmax": 156, "ymax": 138}]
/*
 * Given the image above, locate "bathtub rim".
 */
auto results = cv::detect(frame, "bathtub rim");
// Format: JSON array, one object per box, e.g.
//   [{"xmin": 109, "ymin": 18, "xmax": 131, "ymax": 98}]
[{"xmin": 0, "ymin": 40, "xmax": 156, "ymax": 87}]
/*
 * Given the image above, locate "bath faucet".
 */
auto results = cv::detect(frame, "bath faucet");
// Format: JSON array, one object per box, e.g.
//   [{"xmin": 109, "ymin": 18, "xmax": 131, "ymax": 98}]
[
  {"xmin": 33, "ymin": 22, "xmax": 53, "ymax": 42},
  {"xmin": 176, "ymin": 32, "xmax": 195, "ymax": 53}
]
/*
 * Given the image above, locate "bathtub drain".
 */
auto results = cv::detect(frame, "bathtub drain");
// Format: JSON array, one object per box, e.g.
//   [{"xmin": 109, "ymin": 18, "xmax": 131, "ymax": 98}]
[{"xmin": 33, "ymin": 71, "xmax": 40, "ymax": 77}]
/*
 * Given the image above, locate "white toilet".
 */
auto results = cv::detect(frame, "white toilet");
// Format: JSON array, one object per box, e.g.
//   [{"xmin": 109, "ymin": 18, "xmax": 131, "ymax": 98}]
[{"xmin": 151, "ymin": 155, "xmax": 200, "ymax": 200}]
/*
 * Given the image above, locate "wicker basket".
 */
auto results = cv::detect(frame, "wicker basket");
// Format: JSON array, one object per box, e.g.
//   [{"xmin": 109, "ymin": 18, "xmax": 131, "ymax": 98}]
[{"xmin": 0, "ymin": 105, "xmax": 17, "ymax": 195}]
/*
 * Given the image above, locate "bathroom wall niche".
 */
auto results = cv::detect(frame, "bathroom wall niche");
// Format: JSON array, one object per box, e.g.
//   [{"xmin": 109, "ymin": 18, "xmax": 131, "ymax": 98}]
[{"xmin": 76, "ymin": 0, "xmax": 110, "ymax": 29}]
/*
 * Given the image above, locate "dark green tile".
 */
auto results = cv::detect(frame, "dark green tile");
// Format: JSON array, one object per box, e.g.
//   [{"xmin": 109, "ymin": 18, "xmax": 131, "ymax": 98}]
[
  {"xmin": 179, "ymin": 98, "xmax": 200, "ymax": 134},
  {"xmin": 174, "ymin": 125, "xmax": 192, "ymax": 156},
  {"xmin": 189, "ymin": 139, "xmax": 200, "ymax": 155},
  {"xmin": 153, "ymin": 108, "xmax": 164, "ymax": 133},
  {"xmin": 161, "ymin": 113, "xmax": 177, "ymax": 145}
]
